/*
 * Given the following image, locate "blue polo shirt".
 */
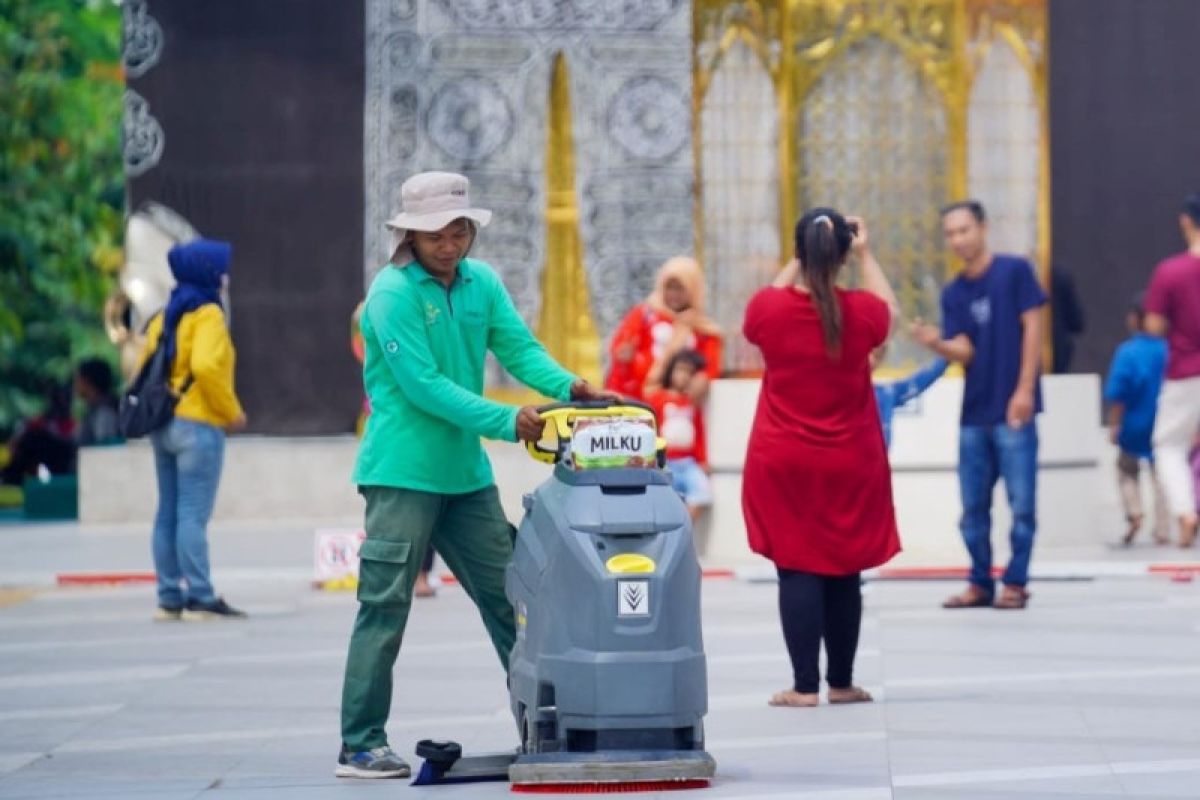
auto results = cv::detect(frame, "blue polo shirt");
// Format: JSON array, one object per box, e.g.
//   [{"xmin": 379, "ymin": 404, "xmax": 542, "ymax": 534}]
[{"xmin": 941, "ymin": 255, "xmax": 1048, "ymax": 427}]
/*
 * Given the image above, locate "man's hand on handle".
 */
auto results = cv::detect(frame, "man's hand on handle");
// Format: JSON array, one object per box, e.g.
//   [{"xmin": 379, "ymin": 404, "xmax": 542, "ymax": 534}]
[
  {"xmin": 517, "ymin": 382, "xmax": 624, "ymax": 442},
  {"xmin": 515, "ymin": 406, "xmax": 544, "ymax": 443}
]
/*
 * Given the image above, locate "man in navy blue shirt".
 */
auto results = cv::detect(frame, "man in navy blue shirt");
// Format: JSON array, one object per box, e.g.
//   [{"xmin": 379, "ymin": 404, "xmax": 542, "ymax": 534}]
[{"xmin": 912, "ymin": 200, "xmax": 1047, "ymax": 610}]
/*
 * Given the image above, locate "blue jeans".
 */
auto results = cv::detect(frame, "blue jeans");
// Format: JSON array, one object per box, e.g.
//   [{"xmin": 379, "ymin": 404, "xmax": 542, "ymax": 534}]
[
  {"xmin": 151, "ymin": 418, "xmax": 225, "ymax": 607},
  {"xmin": 958, "ymin": 424, "xmax": 1038, "ymax": 592}
]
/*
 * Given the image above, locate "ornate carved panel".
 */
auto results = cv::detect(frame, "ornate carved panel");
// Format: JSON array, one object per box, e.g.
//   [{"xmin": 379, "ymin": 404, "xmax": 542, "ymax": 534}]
[
  {"xmin": 695, "ymin": 0, "xmax": 1047, "ymax": 371},
  {"xmin": 802, "ymin": 38, "xmax": 950, "ymax": 364},
  {"xmin": 364, "ymin": 0, "xmax": 694, "ymax": 364},
  {"xmin": 700, "ymin": 40, "xmax": 781, "ymax": 372},
  {"xmin": 969, "ymin": 36, "xmax": 1040, "ymax": 260}
]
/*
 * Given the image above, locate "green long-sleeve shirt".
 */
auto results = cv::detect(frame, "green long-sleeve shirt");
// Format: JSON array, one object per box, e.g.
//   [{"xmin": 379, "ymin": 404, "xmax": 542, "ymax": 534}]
[{"xmin": 353, "ymin": 258, "xmax": 577, "ymax": 493}]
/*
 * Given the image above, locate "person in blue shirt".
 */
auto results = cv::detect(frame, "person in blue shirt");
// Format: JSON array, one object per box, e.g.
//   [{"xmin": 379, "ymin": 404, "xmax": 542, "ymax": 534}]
[
  {"xmin": 1105, "ymin": 296, "xmax": 1169, "ymax": 545},
  {"xmin": 871, "ymin": 346, "xmax": 948, "ymax": 449},
  {"xmin": 911, "ymin": 200, "xmax": 1047, "ymax": 610}
]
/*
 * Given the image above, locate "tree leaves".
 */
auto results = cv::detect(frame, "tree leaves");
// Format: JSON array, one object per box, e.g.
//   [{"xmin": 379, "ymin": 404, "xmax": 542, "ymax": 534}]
[{"xmin": 0, "ymin": 0, "xmax": 123, "ymax": 433}]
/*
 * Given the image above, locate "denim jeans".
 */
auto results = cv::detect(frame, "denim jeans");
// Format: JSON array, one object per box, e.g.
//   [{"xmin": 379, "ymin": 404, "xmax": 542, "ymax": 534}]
[
  {"xmin": 150, "ymin": 418, "xmax": 225, "ymax": 607},
  {"xmin": 668, "ymin": 457, "xmax": 713, "ymax": 507},
  {"xmin": 958, "ymin": 423, "xmax": 1038, "ymax": 592}
]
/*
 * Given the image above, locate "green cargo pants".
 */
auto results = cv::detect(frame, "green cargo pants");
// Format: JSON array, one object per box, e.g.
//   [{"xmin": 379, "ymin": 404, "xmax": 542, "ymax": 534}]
[{"xmin": 340, "ymin": 484, "xmax": 517, "ymax": 750}]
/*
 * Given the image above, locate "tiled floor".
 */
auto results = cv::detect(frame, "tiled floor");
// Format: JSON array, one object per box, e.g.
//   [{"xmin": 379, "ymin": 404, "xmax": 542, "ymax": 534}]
[{"xmin": 1, "ymin": 521, "xmax": 1199, "ymax": 798}]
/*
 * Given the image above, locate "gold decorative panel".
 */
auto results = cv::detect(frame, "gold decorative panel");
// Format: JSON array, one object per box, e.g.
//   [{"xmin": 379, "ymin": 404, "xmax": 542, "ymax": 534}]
[
  {"xmin": 536, "ymin": 53, "xmax": 602, "ymax": 386},
  {"xmin": 967, "ymin": 0, "xmax": 1048, "ymax": 270},
  {"xmin": 699, "ymin": 39, "xmax": 781, "ymax": 373},
  {"xmin": 799, "ymin": 37, "xmax": 949, "ymax": 366},
  {"xmin": 694, "ymin": 0, "xmax": 1048, "ymax": 373},
  {"xmin": 968, "ymin": 36, "xmax": 1040, "ymax": 261}
]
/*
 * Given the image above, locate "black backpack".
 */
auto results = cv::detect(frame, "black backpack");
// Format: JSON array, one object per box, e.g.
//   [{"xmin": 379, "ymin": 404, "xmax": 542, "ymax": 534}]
[{"xmin": 118, "ymin": 332, "xmax": 193, "ymax": 439}]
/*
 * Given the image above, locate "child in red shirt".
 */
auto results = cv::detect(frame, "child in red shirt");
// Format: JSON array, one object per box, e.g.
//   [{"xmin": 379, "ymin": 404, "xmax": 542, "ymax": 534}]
[{"xmin": 645, "ymin": 349, "xmax": 712, "ymax": 522}]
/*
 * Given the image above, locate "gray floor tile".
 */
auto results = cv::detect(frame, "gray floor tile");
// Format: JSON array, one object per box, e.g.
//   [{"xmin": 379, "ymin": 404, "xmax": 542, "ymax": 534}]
[{"xmin": 2, "ymin": 521, "xmax": 1199, "ymax": 797}]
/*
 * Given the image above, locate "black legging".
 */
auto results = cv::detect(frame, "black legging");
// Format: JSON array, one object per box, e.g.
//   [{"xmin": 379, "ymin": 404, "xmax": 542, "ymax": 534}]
[{"xmin": 777, "ymin": 568, "xmax": 862, "ymax": 694}]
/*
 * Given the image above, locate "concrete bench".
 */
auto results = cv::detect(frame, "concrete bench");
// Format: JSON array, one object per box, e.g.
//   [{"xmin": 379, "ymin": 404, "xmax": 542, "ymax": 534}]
[{"xmin": 80, "ymin": 376, "xmax": 1119, "ymax": 568}]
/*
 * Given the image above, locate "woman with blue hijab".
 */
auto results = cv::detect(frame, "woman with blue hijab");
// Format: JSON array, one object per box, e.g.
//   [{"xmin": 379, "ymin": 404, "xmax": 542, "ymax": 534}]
[{"xmin": 137, "ymin": 238, "xmax": 247, "ymax": 621}]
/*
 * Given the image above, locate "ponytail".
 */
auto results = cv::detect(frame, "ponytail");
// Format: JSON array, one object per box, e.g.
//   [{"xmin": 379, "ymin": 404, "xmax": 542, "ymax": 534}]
[{"xmin": 795, "ymin": 208, "xmax": 853, "ymax": 359}]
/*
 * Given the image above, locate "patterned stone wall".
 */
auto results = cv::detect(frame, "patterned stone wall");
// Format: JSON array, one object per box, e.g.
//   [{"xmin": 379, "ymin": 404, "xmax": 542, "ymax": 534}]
[{"xmin": 363, "ymin": 1, "xmax": 695, "ymax": 338}]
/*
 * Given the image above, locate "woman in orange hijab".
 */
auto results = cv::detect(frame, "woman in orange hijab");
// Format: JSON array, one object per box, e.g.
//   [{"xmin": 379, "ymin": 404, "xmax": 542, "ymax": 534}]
[{"xmin": 606, "ymin": 256, "xmax": 723, "ymax": 462}]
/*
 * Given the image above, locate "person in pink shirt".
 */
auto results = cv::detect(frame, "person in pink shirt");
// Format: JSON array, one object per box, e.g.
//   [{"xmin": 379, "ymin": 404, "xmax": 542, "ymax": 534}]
[{"xmin": 1146, "ymin": 192, "xmax": 1200, "ymax": 547}]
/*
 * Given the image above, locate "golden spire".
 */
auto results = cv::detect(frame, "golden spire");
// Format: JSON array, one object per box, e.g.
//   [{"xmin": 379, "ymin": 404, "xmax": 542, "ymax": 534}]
[{"xmin": 536, "ymin": 52, "xmax": 602, "ymax": 385}]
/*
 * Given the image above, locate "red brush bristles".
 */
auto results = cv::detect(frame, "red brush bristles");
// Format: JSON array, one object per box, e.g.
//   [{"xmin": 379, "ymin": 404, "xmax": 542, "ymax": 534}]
[{"xmin": 512, "ymin": 778, "xmax": 710, "ymax": 793}]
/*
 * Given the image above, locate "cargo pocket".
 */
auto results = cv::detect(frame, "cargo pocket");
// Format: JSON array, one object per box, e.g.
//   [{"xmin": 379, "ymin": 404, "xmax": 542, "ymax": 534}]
[{"xmin": 357, "ymin": 538, "xmax": 412, "ymax": 606}]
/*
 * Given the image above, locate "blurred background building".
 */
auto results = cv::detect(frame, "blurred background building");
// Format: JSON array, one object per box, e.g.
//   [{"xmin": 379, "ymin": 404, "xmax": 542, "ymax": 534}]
[{"xmin": 32, "ymin": 0, "xmax": 1200, "ymax": 434}]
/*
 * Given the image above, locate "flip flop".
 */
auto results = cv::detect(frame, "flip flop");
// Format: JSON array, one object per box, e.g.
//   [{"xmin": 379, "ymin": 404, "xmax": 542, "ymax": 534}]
[
  {"xmin": 768, "ymin": 690, "xmax": 818, "ymax": 708},
  {"xmin": 828, "ymin": 686, "xmax": 873, "ymax": 704},
  {"xmin": 993, "ymin": 586, "xmax": 1030, "ymax": 609},
  {"xmin": 942, "ymin": 588, "xmax": 993, "ymax": 608}
]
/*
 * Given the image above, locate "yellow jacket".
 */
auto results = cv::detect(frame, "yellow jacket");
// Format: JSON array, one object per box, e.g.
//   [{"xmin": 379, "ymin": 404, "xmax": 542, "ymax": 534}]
[{"xmin": 140, "ymin": 305, "xmax": 244, "ymax": 428}]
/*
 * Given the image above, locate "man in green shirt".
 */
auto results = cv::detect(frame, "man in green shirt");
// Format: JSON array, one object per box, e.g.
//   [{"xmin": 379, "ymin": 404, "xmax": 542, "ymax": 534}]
[{"xmin": 337, "ymin": 172, "xmax": 614, "ymax": 778}]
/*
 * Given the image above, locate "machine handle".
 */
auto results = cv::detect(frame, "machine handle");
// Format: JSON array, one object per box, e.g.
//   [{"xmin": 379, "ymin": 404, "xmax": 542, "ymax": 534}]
[
  {"xmin": 524, "ymin": 399, "xmax": 659, "ymax": 465},
  {"xmin": 536, "ymin": 398, "xmax": 655, "ymax": 415},
  {"xmin": 415, "ymin": 739, "xmax": 463, "ymax": 767},
  {"xmin": 525, "ymin": 437, "xmax": 561, "ymax": 465}
]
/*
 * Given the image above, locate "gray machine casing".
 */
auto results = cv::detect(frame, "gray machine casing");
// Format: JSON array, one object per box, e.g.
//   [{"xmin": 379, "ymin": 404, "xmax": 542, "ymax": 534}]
[{"xmin": 505, "ymin": 463, "xmax": 709, "ymax": 756}]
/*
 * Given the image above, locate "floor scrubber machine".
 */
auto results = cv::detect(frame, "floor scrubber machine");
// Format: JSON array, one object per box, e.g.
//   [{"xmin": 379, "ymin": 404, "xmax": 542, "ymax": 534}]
[{"xmin": 413, "ymin": 400, "xmax": 716, "ymax": 791}]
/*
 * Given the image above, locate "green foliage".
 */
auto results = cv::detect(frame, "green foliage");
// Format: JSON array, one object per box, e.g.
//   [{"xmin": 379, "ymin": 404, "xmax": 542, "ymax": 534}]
[{"xmin": 0, "ymin": 0, "xmax": 124, "ymax": 434}]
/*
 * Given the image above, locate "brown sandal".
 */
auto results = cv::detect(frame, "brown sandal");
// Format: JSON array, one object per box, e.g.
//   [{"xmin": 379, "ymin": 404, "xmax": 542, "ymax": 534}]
[
  {"xmin": 993, "ymin": 585, "xmax": 1030, "ymax": 609},
  {"xmin": 942, "ymin": 585, "xmax": 993, "ymax": 609},
  {"xmin": 828, "ymin": 686, "xmax": 873, "ymax": 704},
  {"xmin": 768, "ymin": 690, "xmax": 819, "ymax": 708}
]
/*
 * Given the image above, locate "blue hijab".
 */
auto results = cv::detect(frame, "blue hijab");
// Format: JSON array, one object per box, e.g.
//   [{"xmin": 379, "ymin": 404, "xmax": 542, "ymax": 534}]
[{"xmin": 162, "ymin": 238, "xmax": 231, "ymax": 362}]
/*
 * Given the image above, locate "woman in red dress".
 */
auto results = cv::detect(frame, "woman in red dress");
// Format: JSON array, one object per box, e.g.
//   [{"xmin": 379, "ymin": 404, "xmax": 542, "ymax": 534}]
[{"xmin": 742, "ymin": 209, "xmax": 900, "ymax": 708}]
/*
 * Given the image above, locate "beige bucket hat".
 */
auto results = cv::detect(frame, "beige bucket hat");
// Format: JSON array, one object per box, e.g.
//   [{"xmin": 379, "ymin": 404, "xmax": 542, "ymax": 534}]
[{"xmin": 385, "ymin": 171, "xmax": 492, "ymax": 264}]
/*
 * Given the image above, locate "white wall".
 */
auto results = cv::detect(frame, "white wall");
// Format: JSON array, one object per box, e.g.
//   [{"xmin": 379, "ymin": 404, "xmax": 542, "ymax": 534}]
[
  {"xmin": 79, "ymin": 434, "xmax": 556, "ymax": 527},
  {"xmin": 705, "ymin": 374, "xmax": 1113, "ymax": 566},
  {"xmin": 79, "ymin": 437, "xmax": 364, "ymax": 525},
  {"xmin": 81, "ymin": 376, "xmax": 1124, "ymax": 569}
]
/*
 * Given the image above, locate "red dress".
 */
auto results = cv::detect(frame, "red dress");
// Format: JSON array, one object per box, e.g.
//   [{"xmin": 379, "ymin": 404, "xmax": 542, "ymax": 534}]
[{"xmin": 741, "ymin": 287, "xmax": 900, "ymax": 574}]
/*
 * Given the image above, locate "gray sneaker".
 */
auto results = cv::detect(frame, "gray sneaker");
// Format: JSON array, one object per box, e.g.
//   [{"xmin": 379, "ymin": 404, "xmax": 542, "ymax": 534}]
[{"xmin": 335, "ymin": 745, "xmax": 411, "ymax": 779}]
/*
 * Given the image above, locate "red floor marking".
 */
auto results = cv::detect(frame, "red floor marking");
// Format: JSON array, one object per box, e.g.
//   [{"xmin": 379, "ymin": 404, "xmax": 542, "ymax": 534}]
[{"xmin": 56, "ymin": 572, "xmax": 157, "ymax": 586}]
